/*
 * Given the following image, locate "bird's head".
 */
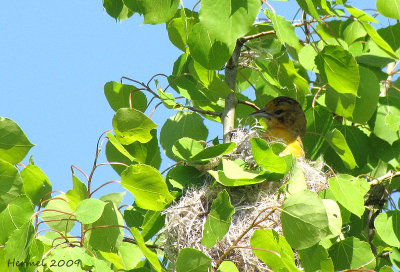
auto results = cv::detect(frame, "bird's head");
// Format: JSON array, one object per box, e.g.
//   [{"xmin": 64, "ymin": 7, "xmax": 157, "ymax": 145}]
[{"xmin": 250, "ymin": 96, "xmax": 307, "ymax": 139}]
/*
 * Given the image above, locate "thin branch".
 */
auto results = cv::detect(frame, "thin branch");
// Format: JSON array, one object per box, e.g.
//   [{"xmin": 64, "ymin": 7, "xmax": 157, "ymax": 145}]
[
  {"xmin": 237, "ymin": 69, "xmax": 259, "ymax": 95},
  {"xmin": 146, "ymin": 73, "xmax": 168, "ymax": 87},
  {"xmin": 161, "ymin": 161, "xmax": 183, "ymax": 175},
  {"xmin": 368, "ymin": 170, "xmax": 400, "ymax": 186},
  {"xmin": 148, "ymin": 102, "xmax": 163, "ymax": 118},
  {"xmin": 123, "ymin": 237, "xmax": 165, "ymax": 251},
  {"xmin": 261, "ymin": 0, "xmax": 275, "ymax": 14},
  {"xmin": 214, "ymin": 207, "xmax": 278, "ymax": 268},
  {"xmin": 237, "ymin": 99, "xmax": 260, "ymax": 111},
  {"xmin": 312, "ymin": 84, "xmax": 328, "ymax": 107},
  {"xmin": 70, "ymin": 165, "xmax": 89, "ymax": 180},
  {"xmin": 177, "ymin": 105, "xmax": 221, "ymax": 117},
  {"xmin": 90, "ymin": 180, "xmax": 121, "ymax": 197}
]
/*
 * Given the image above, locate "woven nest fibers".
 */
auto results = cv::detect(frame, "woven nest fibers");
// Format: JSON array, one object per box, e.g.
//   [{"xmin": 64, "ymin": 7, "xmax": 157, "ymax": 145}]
[{"xmin": 161, "ymin": 127, "xmax": 329, "ymax": 271}]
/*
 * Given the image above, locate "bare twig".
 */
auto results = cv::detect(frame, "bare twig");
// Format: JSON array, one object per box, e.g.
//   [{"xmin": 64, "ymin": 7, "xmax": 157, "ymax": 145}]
[
  {"xmin": 238, "ymin": 99, "xmax": 260, "ymax": 111},
  {"xmin": 177, "ymin": 105, "xmax": 221, "ymax": 117}
]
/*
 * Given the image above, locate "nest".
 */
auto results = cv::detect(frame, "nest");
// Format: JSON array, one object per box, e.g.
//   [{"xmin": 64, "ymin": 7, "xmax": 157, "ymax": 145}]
[{"xmin": 161, "ymin": 127, "xmax": 330, "ymax": 271}]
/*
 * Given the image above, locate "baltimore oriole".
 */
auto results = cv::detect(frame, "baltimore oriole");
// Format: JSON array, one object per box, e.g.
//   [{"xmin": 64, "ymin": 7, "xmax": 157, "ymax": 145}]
[{"xmin": 250, "ymin": 96, "xmax": 306, "ymax": 158}]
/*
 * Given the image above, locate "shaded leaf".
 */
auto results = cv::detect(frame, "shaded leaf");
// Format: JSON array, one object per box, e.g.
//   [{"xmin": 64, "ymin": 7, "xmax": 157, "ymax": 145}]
[
  {"xmin": 329, "ymin": 237, "xmax": 376, "ymax": 270},
  {"xmin": 201, "ymin": 190, "xmax": 235, "ymax": 248},
  {"xmin": 176, "ymin": 248, "xmax": 211, "ymax": 272},
  {"xmin": 124, "ymin": 0, "xmax": 179, "ymax": 24},
  {"xmin": 281, "ymin": 190, "xmax": 330, "ymax": 249}
]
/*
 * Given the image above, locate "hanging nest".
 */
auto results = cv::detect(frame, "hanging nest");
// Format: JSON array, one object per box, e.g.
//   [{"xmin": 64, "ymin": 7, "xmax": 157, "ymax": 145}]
[{"xmin": 161, "ymin": 126, "xmax": 330, "ymax": 271}]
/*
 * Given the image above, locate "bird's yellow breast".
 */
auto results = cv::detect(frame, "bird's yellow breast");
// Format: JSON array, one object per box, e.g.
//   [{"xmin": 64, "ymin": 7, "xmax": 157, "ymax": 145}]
[{"xmin": 263, "ymin": 128, "xmax": 304, "ymax": 158}]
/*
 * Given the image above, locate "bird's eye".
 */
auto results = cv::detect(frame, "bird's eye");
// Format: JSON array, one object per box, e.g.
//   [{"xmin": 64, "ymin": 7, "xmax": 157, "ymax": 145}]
[{"xmin": 274, "ymin": 109, "xmax": 284, "ymax": 115}]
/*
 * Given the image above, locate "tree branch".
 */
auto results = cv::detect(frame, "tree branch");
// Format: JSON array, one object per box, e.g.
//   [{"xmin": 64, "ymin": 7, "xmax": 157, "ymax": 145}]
[
  {"xmin": 222, "ymin": 38, "xmax": 245, "ymax": 143},
  {"xmin": 178, "ymin": 105, "xmax": 221, "ymax": 117}
]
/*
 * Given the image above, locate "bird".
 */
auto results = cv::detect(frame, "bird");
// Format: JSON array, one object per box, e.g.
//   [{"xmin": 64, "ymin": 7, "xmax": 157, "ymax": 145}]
[{"xmin": 250, "ymin": 96, "xmax": 307, "ymax": 158}]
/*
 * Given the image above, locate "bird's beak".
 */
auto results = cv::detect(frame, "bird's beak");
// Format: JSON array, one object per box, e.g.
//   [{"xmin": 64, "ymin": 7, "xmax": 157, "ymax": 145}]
[{"xmin": 249, "ymin": 108, "xmax": 273, "ymax": 119}]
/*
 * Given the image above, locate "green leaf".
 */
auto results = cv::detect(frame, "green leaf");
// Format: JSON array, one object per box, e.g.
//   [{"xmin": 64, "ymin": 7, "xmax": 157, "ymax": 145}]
[
  {"xmin": 121, "ymin": 164, "xmax": 174, "ymax": 211},
  {"xmin": 329, "ymin": 237, "xmax": 376, "ymax": 270},
  {"xmin": 281, "ymin": 190, "xmax": 330, "ymax": 250},
  {"xmin": 375, "ymin": 211, "xmax": 400, "ymax": 247},
  {"xmin": 176, "ymin": 248, "xmax": 211, "ymax": 272},
  {"xmin": 325, "ymin": 87, "xmax": 356, "ymax": 120},
  {"xmin": 322, "ymin": 199, "xmax": 342, "ymax": 238},
  {"xmin": 0, "ymin": 195, "xmax": 34, "ymax": 245},
  {"xmin": 350, "ymin": 66, "xmax": 380, "ymax": 123},
  {"xmin": 75, "ymin": 199, "xmax": 107, "ymax": 224},
  {"xmin": 160, "ymin": 112, "xmax": 208, "ymax": 160},
  {"xmin": 201, "ymin": 190, "xmax": 235, "ymax": 248},
  {"xmin": 124, "ymin": 0, "xmax": 179, "ymax": 24},
  {"xmin": 222, "ymin": 159, "xmax": 259, "ymax": 180},
  {"xmin": 106, "ymin": 129, "xmax": 161, "ymax": 175},
  {"xmin": 265, "ymin": 9, "xmax": 302, "ymax": 50},
  {"xmin": 191, "ymin": 142, "xmax": 236, "ymax": 161},
  {"xmin": 141, "ymin": 210, "xmax": 165, "ymax": 242},
  {"xmin": 118, "ymin": 242, "xmax": 144, "ymax": 270},
  {"xmin": 326, "ymin": 128, "xmax": 357, "ymax": 169},
  {"xmin": 316, "ymin": 45, "xmax": 359, "ymax": 95},
  {"xmin": 390, "ymin": 248, "xmax": 400, "ymax": 270},
  {"xmin": 0, "ymin": 117, "xmax": 34, "ymax": 164},
  {"xmin": 87, "ymin": 202, "xmax": 124, "ymax": 252},
  {"xmin": 208, "ymin": 169, "xmax": 264, "ymax": 187},
  {"xmin": 286, "ymin": 160, "xmax": 307, "ymax": 196},
  {"xmin": 342, "ymin": 20, "xmax": 367, "ymax": 44},
  {"xmin": 4, "ymin": 222, "xmax": 34, "ymax": 263},
  {"xmin": 250, "ymin": 138, "xmax": 289, "ymax": 174},
  {"xmin": 345, "ymin": 5, "xmax": 378, "ymax": 22},
  {"xmin": 187, "ymin": 23, "xmax": 231, "ymax": 70},
  {"xmin": 377, "ymin": 0, "xmax": 400, "ymax": 19},
  {"xmin": 187, "ymin": 0, "xmax": 261, "ymax": 69},
  {"xmin": 40, "ymin": 194, "xmax": 75, "ymax": 233},
  {"xmin": 66, "ymin": 174, "xmax": 88, "ymax": 210},
  {"xmin": 103, "ymin": 0, "xmax": 134, "ymax": 21},
  {"xmin": 370, "ymin": 96, "xmax": 400, "ymax": 145},
  {"xmin": 48, "ymin": 246, "xmax": 86, "ymax": 272},
  {"xmin": 104, "ymin": 81, "xmax": 147, "ymax": 112},
  {"xmin": 131, "ymin": 228, "xmax": 163, "ymax": 271},
  {"xmin": 362, "ymin": 22, "xmax": 397, "ymax": 58},
  {"xmin": 216, "ymin": 261, "xmax": 239, "ymax": 272},
  {"xmin": 107, "ymin": 132, "xmax": 134, "ymax": 161},
  {"xmin": 328, "ymin": 175, "xmax": 366, "ymax": 217},
  {"xmin": 172, "ymin": 137, "xmax": 205, "ymax": 161},
  {"xmin": 21, "ymin": 164, "xmax": 52, "ymax": 206},
  {"xmin": 0, "ymin": 159, "xmax": 23, "ymax": 211},
  {"xmin": 112, "ymin": 108, "xmax": 157, "ymax": 145},
  {"xmin": 157, "ymin": 88, "xmax": 176, "ymax": 109},
  {"xmin": 99, "ymin": 192, "xmax": 125, "ymax": 206},
  {"xmin": 299, "ymin": 44, "xmax": 319, "ymax": 72},
  {"xmin": 303, "ymin": 105, "xmax": 333, "ymax": 160},
  {"xmin": 299, "ymin": 244, "xmax": 334, "ymax": 272},
  {"xmin": 167, "ymin": 165, "xmax": 203, "ymax": 190},
  {"xmin": 251, "ymin": 229, "xmax": 299, "ymax": 271},
  {"xmin": 296, "ymin": 0, "xmax": 321, "ymax": 21}
]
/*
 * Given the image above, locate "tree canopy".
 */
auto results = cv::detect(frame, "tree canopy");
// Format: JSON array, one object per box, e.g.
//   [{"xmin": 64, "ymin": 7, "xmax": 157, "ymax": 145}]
[{"xmin": 1, "ymin": 0, "xmax": 400, "ymax": 271}]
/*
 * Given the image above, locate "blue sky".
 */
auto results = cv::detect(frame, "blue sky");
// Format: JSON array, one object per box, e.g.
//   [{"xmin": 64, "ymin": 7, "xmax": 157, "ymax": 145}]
[{"xmin": 1, "ymin": 1, "xmax": 189, "ymax": 196}]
